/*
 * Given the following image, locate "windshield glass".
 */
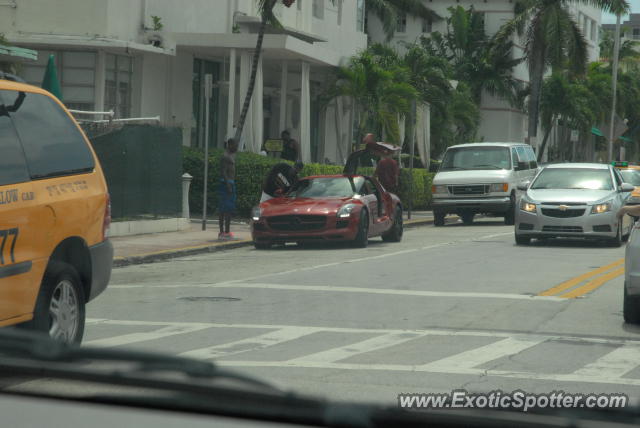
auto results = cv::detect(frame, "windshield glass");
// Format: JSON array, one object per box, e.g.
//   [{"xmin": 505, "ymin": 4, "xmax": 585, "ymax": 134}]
[
  {"xmin": 289, "ymin": 177, "xmax": 357, "ymax": 198},
  {"xmin": 531, "ymin": 168, "xmax": 613, "ymax": 190},
  {"xmin": 619, "ymin": 169, "xmax": 640, "ymax": 186},
  {"xmin": 440, "ymin": 146, "xmax": 511, "ymax": 170}
]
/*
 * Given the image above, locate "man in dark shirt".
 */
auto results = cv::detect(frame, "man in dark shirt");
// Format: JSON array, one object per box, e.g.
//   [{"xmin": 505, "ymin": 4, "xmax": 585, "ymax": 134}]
[
  {"xmin": 375, "ymin": 149, "xmax": 399, "ymax": 193},
  {"xmin": 280, "ymin": 130, "xmax": 300, "ymax": 162},
  {"xmin": 218, "ymin": 138, "xmax": 238, "ymax": 240},
  {"xmin": 261, "ymin": 161, "xmax": 304, "ymax": 202}
]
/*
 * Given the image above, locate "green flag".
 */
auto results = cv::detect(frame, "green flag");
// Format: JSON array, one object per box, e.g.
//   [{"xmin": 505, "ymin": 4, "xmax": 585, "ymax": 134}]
[{"xmin": 41, "ymin": 54, "xmax": 62, "ymax": 100}]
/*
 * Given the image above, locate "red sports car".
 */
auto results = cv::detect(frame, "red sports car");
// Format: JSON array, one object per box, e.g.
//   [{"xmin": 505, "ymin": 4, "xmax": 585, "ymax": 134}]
[{"xmin": 251, "ymin": 174, "xmax": 403, "ymax": 249}]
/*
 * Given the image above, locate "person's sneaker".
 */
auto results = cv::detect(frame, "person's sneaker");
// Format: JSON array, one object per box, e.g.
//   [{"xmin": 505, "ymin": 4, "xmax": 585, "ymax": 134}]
[
  {"xmin": 217, "ymin": 232, "xmax": 227, "ymax": 241},
  {"xmin": 225, "ymin": 232, "xmax": 241, "ymax": 241}
]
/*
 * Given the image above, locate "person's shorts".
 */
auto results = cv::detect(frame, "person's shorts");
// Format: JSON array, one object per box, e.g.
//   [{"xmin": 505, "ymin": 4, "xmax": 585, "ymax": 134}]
[{"xmin": 218, "ymin": 179, "xmax": 237, "ymax": 213}]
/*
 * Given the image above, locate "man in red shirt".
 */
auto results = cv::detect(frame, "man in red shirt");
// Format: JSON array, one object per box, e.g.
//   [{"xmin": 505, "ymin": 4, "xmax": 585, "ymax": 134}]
[{"xmin": 375, "ymin": 149, "xmax": 399, "ymax": 194}]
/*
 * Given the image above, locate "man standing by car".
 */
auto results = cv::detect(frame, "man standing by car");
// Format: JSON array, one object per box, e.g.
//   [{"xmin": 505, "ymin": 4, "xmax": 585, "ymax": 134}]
[
  {"xmin": 261, "ymin": 161, "xmax": 304, "ymax": 202},
  {"xmin": 375, "ymin": 148, "xmax": 399, "ymax": 194},
  {"xmin": 218, "ymin": 138, "xmax": 238, "ymax": 240},
  {"xmin": 280, "ymin": 130, "xmax": 300, "ymax": 162}
]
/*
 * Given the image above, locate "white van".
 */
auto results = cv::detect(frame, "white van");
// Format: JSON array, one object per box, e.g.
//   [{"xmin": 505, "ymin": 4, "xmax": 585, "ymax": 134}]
[{"xmin": 431, "ymin": 142, "xmax": 538, "ymax": 226}]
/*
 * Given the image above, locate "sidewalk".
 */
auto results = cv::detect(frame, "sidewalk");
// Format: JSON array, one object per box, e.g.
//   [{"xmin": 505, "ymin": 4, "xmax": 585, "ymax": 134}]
[{"xmin": 111, "ymin": 211, "xmax": 437, "ymax": 267}]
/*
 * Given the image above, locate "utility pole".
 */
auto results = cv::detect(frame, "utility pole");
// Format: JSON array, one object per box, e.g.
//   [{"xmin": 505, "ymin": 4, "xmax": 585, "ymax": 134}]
[
  {"xmin": 202, "ymin": 74, "xmax": 213, "ymax": 231},
  {"xmin": 608, "ymin": 13, "xmax": 622, "ymax": 163}
]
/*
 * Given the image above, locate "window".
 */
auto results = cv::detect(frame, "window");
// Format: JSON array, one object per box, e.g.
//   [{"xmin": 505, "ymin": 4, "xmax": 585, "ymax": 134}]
[
  {"xmin": 634, "ymin": 28, "xmax": 640, "ymax": 40},
  {"xmin": 422, "ymin": 17, "xmax": 432, "ymax": 33},
  {"xmin": 590, "ymin": 19, "xmax": 597, "ymax": 41},
  {"xmin": 312, "ymin": 0, "xmax": 324, "ymax": 19},
  {"xmin": 21, "ymin": 50, "xmax": 96, "ymax": 111},
  {"xmin": 3, "ymin": 90, "xmax": 94, "ymax": 179},
  {"xmin": 396, "ymin": 12, "xmax": 407, "ymax": 33},
  {"xmin": 474, "ymin": 12, "xmax": 485, "ymax": 31},
  {"xmin": 105, "ymin": 54, "xmax": 133, "ymax": 118},
  {"xmin": 0, "ymin": 92, "xmax": 30, "ymax": 186},
  {"xmin": 526, "ymin": 147, "xmax": 538, "ymax": 169},
  {"xmin": 356, "ymin": 0, "xmax": 365, "ymax": 32},
  {"xmin": 516, "ymin": 147, "xmax": 529, "ymax": 170},
  {"xmin": 337, "ymin": 0, "xmax": 342, "ymax": 26}
]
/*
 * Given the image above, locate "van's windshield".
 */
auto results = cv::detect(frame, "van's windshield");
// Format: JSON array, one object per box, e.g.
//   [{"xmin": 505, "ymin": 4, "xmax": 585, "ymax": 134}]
[{"xmin": 440, "ymin": 146, "xmax": 512, "ymax": 171}]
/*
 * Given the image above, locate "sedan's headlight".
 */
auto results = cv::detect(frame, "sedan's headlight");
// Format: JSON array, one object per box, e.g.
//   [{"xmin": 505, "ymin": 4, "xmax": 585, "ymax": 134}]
[
  {"xmin": 591, "ymin": 201, "xmax": 612, "ymax": 214},
  {"xmin": 337, "ymin": 203, "xmax": 358, "ymax": 218},
  {"xmin": 251, "ymin": 206, "xmax": 262, "ymax": 221},
  {"xmin": 431, "ymin": 185, "xmax": 448, "ymax": 195},
  {"xmin": 489, "ymin": 183, "xmax": 509, "ymax": 193},
  {"xmin": 520, "ymin": 200, "xmax": 537, "ymax": 213}
]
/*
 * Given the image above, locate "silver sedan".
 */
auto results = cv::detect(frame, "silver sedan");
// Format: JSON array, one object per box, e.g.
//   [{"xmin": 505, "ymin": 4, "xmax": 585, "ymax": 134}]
[{"xmin": 514, "ymin": 163, "xmax": 634, "ymax": 246}]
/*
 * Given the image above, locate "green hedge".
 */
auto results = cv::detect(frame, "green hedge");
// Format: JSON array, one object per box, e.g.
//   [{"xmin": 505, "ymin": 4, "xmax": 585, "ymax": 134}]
[{"xmin": 183, "ymin": 147, "xmax": 434, "ymax": 216}]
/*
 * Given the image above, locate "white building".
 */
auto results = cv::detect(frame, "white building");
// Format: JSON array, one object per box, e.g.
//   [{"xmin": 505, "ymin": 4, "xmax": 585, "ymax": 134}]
[
  {"xmin": 367, "ymin": 0, "xmax": 602, "ymax": 155},
  {"xmin": 1, "ymin": 0, "xmax": 367, "ymax": 163}
]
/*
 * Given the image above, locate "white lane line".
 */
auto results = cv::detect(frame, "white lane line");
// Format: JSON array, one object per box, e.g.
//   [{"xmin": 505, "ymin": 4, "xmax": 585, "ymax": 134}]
[
  {"xmin": 418, "ymin": 336, "xmax": 546, "ymax": 371},
  {"xmin": 107, "ymin": 282, "xmax": 563, "ymax": 302},
  {"xmin": 110, "ymin": 232, "xmax": 513, "ymax": 288},
  {"xmin": 84, "ymin": 324, "xmax": 212, "ymax": 347},
  {"xmin": 571, "ymin": 345, "xmax": 640, "ymax": 379},
  {"xmin": 85, "ymin": 319, "xmax": 640, "ymax": 347},
  {"xmin": 214, "ymin": 360, "xmax": 640, "ymax": 387},
  {"xmin": 179, "ymin": 326, "xmax": 320, "ymax": 359},
  {"xmin": 287, "ymin": 332, "xmax": 425, "ymax": 364}
]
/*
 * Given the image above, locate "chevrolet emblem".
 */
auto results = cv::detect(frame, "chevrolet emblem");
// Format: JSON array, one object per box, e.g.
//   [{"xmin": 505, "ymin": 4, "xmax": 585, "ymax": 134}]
[{"xmin": 558, "ymin": 205, "xmax": 569, "ymax": 211}]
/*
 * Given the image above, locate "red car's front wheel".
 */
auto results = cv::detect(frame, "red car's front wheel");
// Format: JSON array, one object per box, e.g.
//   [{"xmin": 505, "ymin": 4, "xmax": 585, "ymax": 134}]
[{"xmin": 353, "ymin": 210, "xmax": 369, "ymax": 248}]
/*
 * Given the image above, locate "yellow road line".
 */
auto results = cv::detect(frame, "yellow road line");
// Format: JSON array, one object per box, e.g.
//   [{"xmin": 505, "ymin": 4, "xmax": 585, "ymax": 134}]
[
  {"xmin": 560, "ymin": 267, "xmax": 625, "ymax": 299},
  {"xmin": 538, "ymin": 258, "xmax": 624, "ymax": 296}
]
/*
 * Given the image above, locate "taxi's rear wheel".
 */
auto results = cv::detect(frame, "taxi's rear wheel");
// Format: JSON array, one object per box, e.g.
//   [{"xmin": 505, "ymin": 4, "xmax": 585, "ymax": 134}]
[
  {"xmin": 29, "ymin": 262, "xmax": 85, "ymax": 344},
  {"xmin": 623, "ymin": 285, "xmax": 640, "ymax": 324}
]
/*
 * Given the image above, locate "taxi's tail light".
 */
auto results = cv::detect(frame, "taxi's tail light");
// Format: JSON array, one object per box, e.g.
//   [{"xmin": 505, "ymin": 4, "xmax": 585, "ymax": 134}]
[{"xmin": 103, "ymin": 193, "xmax": 111, "ymax": 240}]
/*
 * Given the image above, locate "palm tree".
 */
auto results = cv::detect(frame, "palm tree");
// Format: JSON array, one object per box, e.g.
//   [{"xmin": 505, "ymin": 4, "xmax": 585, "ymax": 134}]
[
  {"xmin": 497, "ymin": 0, "xmax": 630, "ymax": 154},
  {"xmin": 421, "ymin": 6, "xmax": 523, "ymax": 106},
  {"xmin": 366, "ymin": 0, "xmax": 439, "ymax": 40},
  {"xmin": 329, "ymin": 49, "xmax": 417, "ymax": 144}
]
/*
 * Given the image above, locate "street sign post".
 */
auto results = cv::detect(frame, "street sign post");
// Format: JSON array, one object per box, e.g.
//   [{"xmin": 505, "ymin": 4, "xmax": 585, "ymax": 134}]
[{"xmin": 202, "ymin": 74, "xmax": 213, "ymax": 231}]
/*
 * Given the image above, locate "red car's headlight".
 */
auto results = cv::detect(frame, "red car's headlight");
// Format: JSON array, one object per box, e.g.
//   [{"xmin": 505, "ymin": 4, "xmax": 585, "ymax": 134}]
[{"xmin": 337, "ymin": 203, "xmax": 358, "ymax": 218}]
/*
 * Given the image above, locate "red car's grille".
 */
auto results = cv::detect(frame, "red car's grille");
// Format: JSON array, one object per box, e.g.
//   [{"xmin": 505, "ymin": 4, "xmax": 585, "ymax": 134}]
[{"xmin": 267, "ymin": 215, "xmax": 327, "ymax": 231}]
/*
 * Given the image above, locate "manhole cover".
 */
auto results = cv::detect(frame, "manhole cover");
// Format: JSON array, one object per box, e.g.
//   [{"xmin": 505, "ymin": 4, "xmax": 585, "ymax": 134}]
[{"xmin": 177, "ymin": 296, "xmax": 241, "ymax": 302}]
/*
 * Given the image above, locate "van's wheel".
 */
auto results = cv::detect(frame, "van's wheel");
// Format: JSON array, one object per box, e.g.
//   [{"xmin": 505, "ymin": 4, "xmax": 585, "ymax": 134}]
[
  {"xmin": 26, "ymin": 262, "xmax": 85, "ymax": 344},
  {"xmin": 504, "ymin": 194, "xmax": 516, "ymax": 225},
  {"xmin": 461, "ymin": 212, "xmax": 474, "ymax": 225},
  {"xmin": 382, "ymin": 206, "xmax": 403, "ymax": 242},
  {"xmin": 623, "ymin": 284, "xmax": 640, "ymax": 324},
  {"xmin": 353, "ymin": 210, "xmax": 369, "ymax": 248},
  {"xmin": 434, "ymin": 211, "xmax": 445, "ymax": 227}
]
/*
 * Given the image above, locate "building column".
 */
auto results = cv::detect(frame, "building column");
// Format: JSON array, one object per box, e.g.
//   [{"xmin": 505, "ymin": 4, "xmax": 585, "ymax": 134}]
[
  {"xmin": 279, "ymin": 60, "xmax": 288, "ymax": 133},
  {"xmin": 94, "ymin": 50, "xmax": 106, "ymax": 112},
  {"xmin": 238, "ymin": 50, "xmax": 253, "ymax": 152},
  {"xmin": 300, "ymin": 61, "xmax": 310, "ymax": 162},
  {"xmin": 227, "ymin": 48, "xmax": 236, "ymax": 139}
]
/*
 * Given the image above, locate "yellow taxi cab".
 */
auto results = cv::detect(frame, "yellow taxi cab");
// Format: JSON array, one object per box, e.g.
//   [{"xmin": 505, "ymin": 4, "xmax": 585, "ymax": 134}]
[
  {"xmin": 0, "ymin": 73, "xmax": 112, "ymax": 344},
  {"xmin": 613, "ymin": 161, "xmax": 640, "ymax": 205}
]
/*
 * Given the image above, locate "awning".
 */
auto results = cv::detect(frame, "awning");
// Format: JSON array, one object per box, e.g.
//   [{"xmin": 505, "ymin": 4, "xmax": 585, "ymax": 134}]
[
  {"xmin": 0, "ymin": 45, "xmax": 37, "ymax": 62},
  {"xmin": 620, "ymin": 136, "xmax": 634, "ymax": 143},
  {"xmin": 591, "ymin": 127, "xmax": 604, "ymax": 137}
]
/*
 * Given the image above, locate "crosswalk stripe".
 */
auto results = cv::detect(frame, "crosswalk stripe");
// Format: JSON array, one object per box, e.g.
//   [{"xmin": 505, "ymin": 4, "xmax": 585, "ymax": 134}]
[
  {"xmin": 418, "ymin": 336, "xmax": 546, "ymax": 371},
  {"xmin": 179, "ymin": 326, "xmax": 320, "ymax": 359},
  {"xmin": 84, "ymin": 324, "xmax": 211, "ymax": 347},
  {"xmin": 571, "ymin": 345, "xmax": 640, "ymax": 379},
  {"xmin": 287, "ymin": 332, "xmax": 425, "ymax": 364}
]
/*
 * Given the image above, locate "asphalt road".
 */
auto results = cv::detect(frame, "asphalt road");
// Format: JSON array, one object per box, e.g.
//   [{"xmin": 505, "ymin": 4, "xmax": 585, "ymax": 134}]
[{"xmin": 39, "ymin": 218, "xmax": 640, "ymax": 404}]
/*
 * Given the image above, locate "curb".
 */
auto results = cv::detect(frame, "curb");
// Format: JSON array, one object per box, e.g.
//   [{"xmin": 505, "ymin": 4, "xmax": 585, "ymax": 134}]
[
  {"xmin": 112, "ymin": 218, "xmax": 438, "ymax": 268},
  {"xmin": 113, "ymin": 239, "xmax": 253, "ymax": 267}
]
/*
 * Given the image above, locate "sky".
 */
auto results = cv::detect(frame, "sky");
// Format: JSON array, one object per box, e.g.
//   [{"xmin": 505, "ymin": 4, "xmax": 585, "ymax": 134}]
[{"xmin": 601, "ymin": 3, "xmax": 640, "ymax": 25}]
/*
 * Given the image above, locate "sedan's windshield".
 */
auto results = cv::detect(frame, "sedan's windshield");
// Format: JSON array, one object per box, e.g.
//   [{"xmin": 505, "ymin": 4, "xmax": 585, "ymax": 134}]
[
  {"xmin": 531, "ymin": 168, "xmax": 613, "ymax": 190},
  {"xmin": 440, "ymin": 147, "xmax": 511, "ymax": 171},
  {"xmin": 619, "ymin": 169, "xmax": 640, "ymax": 186},
  {"xmin": 289, "ymin": 177, "xmax": 358, "ymax": 198}
]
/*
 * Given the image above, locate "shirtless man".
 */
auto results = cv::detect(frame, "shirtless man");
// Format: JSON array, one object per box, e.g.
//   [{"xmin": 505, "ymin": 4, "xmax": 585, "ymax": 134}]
[{"xmin": 218, "ymin": 138, "xmax": 238, "ymax": 240}]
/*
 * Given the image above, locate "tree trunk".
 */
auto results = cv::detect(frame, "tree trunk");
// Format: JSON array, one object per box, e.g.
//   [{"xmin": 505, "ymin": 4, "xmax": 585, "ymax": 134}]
[
  {"xmin": 234, "ymin": 0, "xmax": 275, "ymax": 143},
  {"xmin": 537, "ymin": 124, "xmax": 553, "ymax": 162},
  {"xmin": 528, "ymin": 48, "xmax": 546, "ymax": 149}
]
